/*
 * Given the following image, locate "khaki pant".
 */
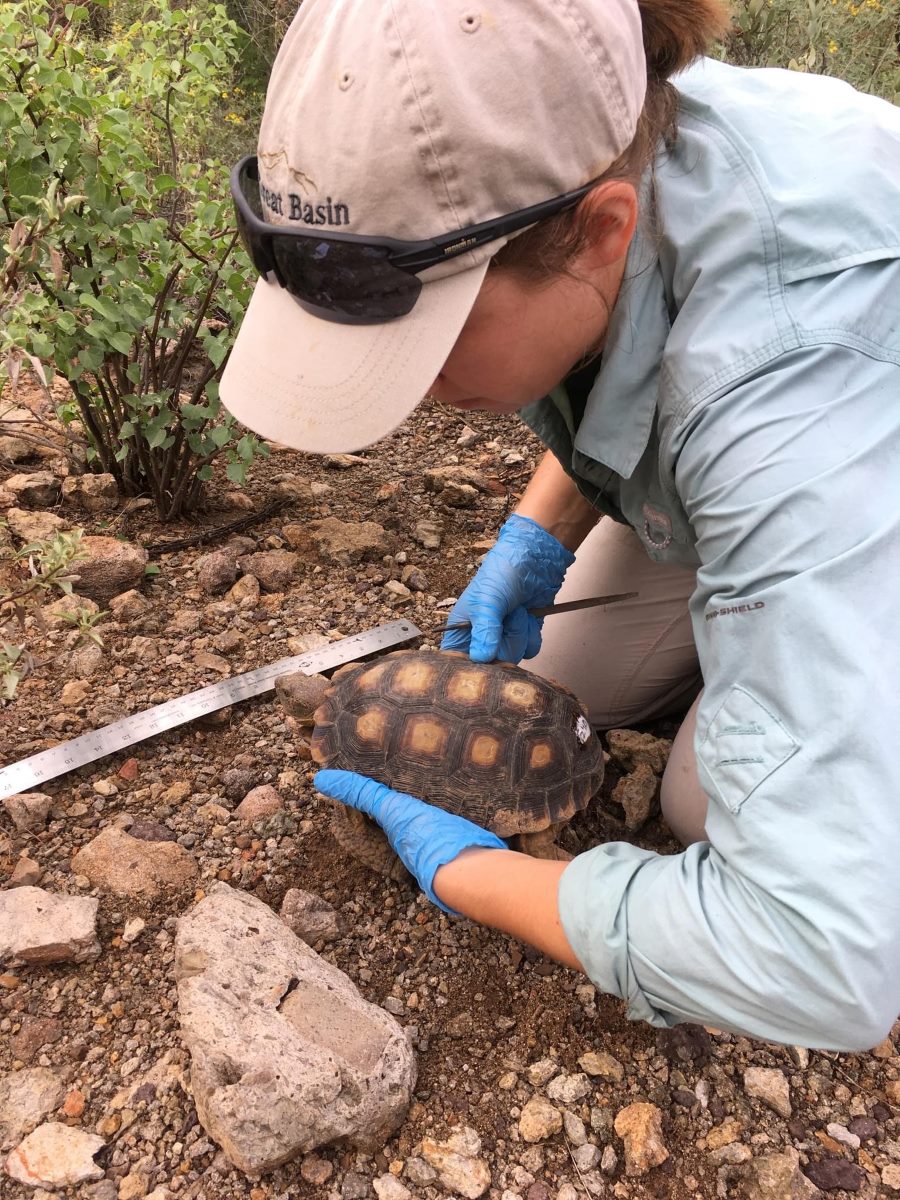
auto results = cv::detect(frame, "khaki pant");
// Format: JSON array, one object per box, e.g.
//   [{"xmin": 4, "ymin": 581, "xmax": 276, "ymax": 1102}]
[{"xmin": 527, "ymin": 518, "xmax": 708, "ymax": 846}]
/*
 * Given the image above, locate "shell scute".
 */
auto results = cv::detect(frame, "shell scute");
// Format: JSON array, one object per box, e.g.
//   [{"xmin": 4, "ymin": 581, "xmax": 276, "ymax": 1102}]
[{"xmin": 311, "ymin": 649, "xmax": 602, "ymax": 829}]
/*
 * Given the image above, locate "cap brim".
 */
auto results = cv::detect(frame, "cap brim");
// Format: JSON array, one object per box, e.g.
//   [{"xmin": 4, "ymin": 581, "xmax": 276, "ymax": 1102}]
[{"xmin": 219, "ymin": 262, "xmax": 489, "ymax": 454}]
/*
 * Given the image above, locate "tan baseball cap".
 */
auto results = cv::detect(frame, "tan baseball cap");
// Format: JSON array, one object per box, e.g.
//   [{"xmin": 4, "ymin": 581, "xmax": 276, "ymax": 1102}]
[{"xmin": 220, "ymin": 0, "xmax": 646, "ymax": 453}]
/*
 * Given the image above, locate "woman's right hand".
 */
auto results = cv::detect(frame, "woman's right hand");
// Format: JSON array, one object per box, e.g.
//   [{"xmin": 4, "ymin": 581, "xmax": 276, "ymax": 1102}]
[{"xmin": 440, "ymin": 513, "xmax": 575, "ymax": 663}]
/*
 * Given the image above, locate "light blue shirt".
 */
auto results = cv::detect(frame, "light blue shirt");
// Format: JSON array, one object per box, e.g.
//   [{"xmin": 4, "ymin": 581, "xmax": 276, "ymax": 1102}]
[{"xmin": 521, "ymin": 59, "xmax": 900, "ymax": 1051}]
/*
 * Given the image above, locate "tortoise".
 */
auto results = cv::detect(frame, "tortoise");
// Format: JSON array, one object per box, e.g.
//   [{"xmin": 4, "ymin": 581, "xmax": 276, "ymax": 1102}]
[{"xmin": 310, "ymin": 648, "xmax": 604, "ymax": 878}]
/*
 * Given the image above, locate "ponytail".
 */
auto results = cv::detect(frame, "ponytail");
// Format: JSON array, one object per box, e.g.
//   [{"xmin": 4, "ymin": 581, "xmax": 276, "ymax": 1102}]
[
  {"xmin": 638, "ymin": 0, "xmax": 732, "ymax": 84},
  {"xmin": 493, "ymin": 0, "xmax": 732, "ymax": 282}
]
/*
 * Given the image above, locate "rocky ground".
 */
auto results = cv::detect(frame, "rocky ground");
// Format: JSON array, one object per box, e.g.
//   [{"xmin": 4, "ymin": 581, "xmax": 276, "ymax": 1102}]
[{"xmin": 1, "ymin": 380, "xmax": 898, "ymax": 1200}]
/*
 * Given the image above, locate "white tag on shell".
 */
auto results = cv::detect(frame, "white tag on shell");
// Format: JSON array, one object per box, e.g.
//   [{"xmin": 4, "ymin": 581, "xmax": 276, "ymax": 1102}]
[{"xmin": 574, "ymin": 714, "xmax": 591, "ymax": 745}]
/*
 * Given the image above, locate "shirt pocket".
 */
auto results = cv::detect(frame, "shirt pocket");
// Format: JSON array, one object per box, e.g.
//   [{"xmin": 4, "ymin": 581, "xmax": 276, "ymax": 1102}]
[{"xmin": 698, "ymin": 686, "xmax": 800, "ymax": 815}]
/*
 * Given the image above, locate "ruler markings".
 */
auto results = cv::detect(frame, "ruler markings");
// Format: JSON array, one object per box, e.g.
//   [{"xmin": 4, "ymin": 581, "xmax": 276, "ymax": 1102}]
[{"xmin": 0, "ymin": 620, "xmax": 422, "ymax": 800}]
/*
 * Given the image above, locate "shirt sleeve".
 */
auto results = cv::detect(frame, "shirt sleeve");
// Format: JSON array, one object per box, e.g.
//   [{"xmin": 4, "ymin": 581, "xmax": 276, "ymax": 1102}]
[{"xmin": 557, "ymin": 339, "xmax": 900, "ymax": 1051}]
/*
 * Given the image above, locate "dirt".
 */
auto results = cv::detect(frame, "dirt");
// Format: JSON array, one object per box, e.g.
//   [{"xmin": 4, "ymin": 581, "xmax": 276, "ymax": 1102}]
[{"xmin": 1, "ymin": 378, "xmax": 898, "ymax": 1200}]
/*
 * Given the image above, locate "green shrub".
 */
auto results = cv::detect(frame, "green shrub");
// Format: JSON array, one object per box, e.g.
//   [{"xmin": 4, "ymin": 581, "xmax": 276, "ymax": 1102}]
[
  {"xmin": 724, "ymin": 0, "xmax": 900, "ymax": 103},
  {"xmin": 0, "ymin": 0, "xmax": 267, "ymax": 520}
]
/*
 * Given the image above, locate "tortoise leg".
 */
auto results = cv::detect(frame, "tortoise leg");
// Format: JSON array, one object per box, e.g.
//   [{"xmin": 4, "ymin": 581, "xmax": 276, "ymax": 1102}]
[
  {"xmin": 515, "ymin": 823, "xmax": 573, "ymax": 862},
  {"xmin": 330, "ymin": 802, "xmax": 409, "ymax": 881}
]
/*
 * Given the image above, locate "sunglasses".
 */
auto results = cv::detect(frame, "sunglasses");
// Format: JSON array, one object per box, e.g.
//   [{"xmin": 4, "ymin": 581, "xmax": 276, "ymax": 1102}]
[{"xmin": 230, "ymin": 154, "xmax": 597, "ymax": 325}]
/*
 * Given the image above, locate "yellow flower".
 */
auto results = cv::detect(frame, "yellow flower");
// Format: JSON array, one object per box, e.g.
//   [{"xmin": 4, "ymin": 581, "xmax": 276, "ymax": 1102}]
[{"xmin": 828, "ymin": 38, "xmax": 838, "ymax": 53}]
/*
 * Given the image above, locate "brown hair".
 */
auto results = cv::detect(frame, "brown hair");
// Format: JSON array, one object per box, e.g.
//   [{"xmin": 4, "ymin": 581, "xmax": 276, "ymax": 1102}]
[{"xmin": 493, "ymin": 0, "xmax": 732, "ymax": 282}]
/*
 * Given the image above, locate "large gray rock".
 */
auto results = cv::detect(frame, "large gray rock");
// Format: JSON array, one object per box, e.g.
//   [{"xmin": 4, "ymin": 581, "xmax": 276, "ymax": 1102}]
[
  {"xmin": 174, "ymin": 884, "xmax": 416, "ymax": 1175},
  {"xmin": 5, "ymin": 471, "xmax": 61, "ymax": 507},
  {"xmin": 4, "ymin": 1121, "xmax": 105, "ymax": 1187},
  {"xmin": 71, "ymin": 825, "xmax": 198, "ymax": 899},
  {"xmin": 6, "ymin": 507, "xmax": 68, "ymax": 542},
  {"xmin": 0, "ymin": 1068, "xmax": 66, "ymax": 1151},
  {"xmin": 70, "ymin": 536, "xmax": 148, "ymax": 604},
  {"xmin": 61, "ymin": 472, "xmax": 118, "ymax": 513},
  {"xmin": 305, "ymin": 517, "xmax": 394, "ymax": 565},
  {"xmin": 0, "ymin": 887, "xmax": 100, "ymax": 965}
]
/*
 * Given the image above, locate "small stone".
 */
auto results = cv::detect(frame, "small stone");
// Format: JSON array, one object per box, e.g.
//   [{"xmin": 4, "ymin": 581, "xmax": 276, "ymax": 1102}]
[
  {"xmin": 605, "ymin": 729, "xmax": 672, "ymax": 774},
  {"xmin": 847, "ymin": 1117, "xmax": 877, "ymax": 1141},
  {"xmin": 825, "ymin": 1122, "xmax": 860, "ymax": 1150},
  {"xmin": 707, "ymin": 1118, "xmax": 743, "ymax": 1150},
  {"xmin": 373, "ymin": 1174, "xmax": 412, "ymax": 1200},
  {"xmin": 118, "ymin": 1171, "xmax": 151, "ymax": 1200},
  {"xmin": 882, "ymin": 1164, "xmax": 900, "ymax": 1192},
  {"xmin": 573, "ymin": 1144, "xmax": 601, "ymax": 1171},
  {"xmin": 525, "ymin": 1058, "xmax": 559, "ymax": 1087},
  {"xmin": 613, "ymin": 1103, "xmax": 668, "ymax": 1177},
  {"xmin": 4, "ymin": 1121, "xmax": 105, "ymax": 1186},
  {"xmin": 709, "ymin": 1143, "xmax": 752, "ymax": 1166},
  {"xmin": 384, "ymin": 579, "xmax": 412, "ymax": 599},
  {"xmin": 197, "ymin": 550, "xmax": 238, "ymax": 595},
  {"xmin": 611, "ymin": 763, "xmax": 658, "ymax": 831},
  {"xmin": 600, "ymin": 1145, "xmax": 617, "ymax": 1175},
  {"xmin": 872, "ymin": 1035, "xmax": 896, "ymax": 1059},
  {"xmin": 498, "ymin": 1072, "xmax": 518, "ymax": 1091},
  {"xmin": 518, "ymin": 1095, "xmax": 562, "ymax": 1143},
  {"xmin": 279, "ymin": 888, "xmax": 339, "ymax": 944},
  {"xmin": 108, "ymin": 590, "xmax": 150, "ymax": 622},
  {"xmin": 420, "ymin": 1126, "xmax": 491, "ymax": 1198},
  {"xmin": 803, "ymin": 1158, "xmax": 866, "ymax": 1192},
  {"xmin": 405, "ymin": 1157, "xmax": 437, "ymax": 1185},
  {"xmin": 579, "ymin": 1051, "xmax": 624, "ymax": 1083},
  {"xmin": 3, "ymin": 792, "xmax": 53, "ymax": 833},
  {"xmin": 61, "ymin": 679, "xmax": 91, "ymax": 707},
  {"xmin": 413, "ymin": 519, "xmax": 442, "ymax": 549},
  {"xmin": 731, "ymin": 1149, "xmax": 822, "ymax": 1200},
  {"xmin": 71, "ymin": 536, "xmax": 148, "ymax": 604},
  {"xmin": 457, "ymin": 425, "xmax": 480, "ymax": 447},
  {"xmin": 62, "ymin": 1088, "xmax": 85, "ymax": 1118},
  {"xmin": 744, "ymin": 1066, "xmax": 792, "ymax": 1119},
  {"xmin": 9, "ymin": 1017, "xmax": 63, "ymax": 1063},
  {"xmin": 122, "ymin": 918, "xmax": 146, "ymax": 944},
  {"xmin": 234, "ymin": 785, "xmax": 283, "ymax": 821},
  {"xmin": 9, "ymin": 855, "xmax": 42, "ymax": 888},
  {"xmin": 300, "ymin": 1153, "xmax": 334, "ymax": 1185},
  {"xmin": 383, "ymin": 995, "xmax": 405, "ymax": 1016},
  {"xmin": 563, "ymin": 1110, "xmax": 587, "ymax": 1146},
  {"xmin": 239, "ymin": 549, "xmax": 299, "ymax": 591},
  {"xmin": 546, "ymin": 1072, "xmax": 591, "ymax": 1105}
]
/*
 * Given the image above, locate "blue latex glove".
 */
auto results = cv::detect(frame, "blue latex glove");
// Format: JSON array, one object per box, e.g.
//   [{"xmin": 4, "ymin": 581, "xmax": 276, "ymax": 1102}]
[
  {"xmin": 314, "ymin": 769, "xmax": 507, "ymax": 914},
  {"xmin": 441, "ymin": 514, "xmax": 575, "ymax": 663}
]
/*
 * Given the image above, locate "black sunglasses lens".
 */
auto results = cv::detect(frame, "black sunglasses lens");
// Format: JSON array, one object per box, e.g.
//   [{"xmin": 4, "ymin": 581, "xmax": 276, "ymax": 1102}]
[{"xmin": 271, "ymin": 236, "xmax": 422, "ymax": 320}]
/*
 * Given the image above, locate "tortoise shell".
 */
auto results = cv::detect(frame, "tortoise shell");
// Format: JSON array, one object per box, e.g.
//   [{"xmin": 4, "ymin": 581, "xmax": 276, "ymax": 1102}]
[{"xmin": 310, "ymin": 649, "xmax": 603, "ymax": 848}]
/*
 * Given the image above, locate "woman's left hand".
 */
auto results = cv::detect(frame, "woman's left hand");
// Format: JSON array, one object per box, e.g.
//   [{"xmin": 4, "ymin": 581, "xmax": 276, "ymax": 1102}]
[{"xmin": 313, "ymin": 769, "xmax": 507, "ymax": 913}]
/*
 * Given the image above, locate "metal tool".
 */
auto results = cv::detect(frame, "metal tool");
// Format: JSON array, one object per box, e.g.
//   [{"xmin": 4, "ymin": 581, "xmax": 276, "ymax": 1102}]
[
  {"xmin": 0, "ymin": 619, "xmax": 423, "ymax": 801},
  {"xmin": 433, "ymin": 591, "xmax": 638, "ymax": 635}
]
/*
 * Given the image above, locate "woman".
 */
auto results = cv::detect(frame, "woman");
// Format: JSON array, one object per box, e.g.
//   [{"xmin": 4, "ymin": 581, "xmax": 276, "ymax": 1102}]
[{"xmin": 221, "ymin": 0, "xmax": 900, "ymax": 1050}]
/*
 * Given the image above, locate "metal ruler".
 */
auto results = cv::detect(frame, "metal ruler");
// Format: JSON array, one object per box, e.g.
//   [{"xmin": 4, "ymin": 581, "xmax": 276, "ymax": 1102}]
[{"xmin": 0, "ymin": 619, "xmax": 422, "ymax": 801}]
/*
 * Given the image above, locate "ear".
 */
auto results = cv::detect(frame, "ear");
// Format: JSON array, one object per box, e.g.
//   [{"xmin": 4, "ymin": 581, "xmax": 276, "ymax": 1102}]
[{"xmin": 576, "ymin": 181, "xmax": 639, "ymax": 269}]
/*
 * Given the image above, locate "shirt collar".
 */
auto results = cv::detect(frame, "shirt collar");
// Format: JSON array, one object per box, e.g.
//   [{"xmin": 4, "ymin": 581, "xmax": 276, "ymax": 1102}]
[{"xmin": 573, "ymin": 219, "xmax": 670, "ymax": 480}]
